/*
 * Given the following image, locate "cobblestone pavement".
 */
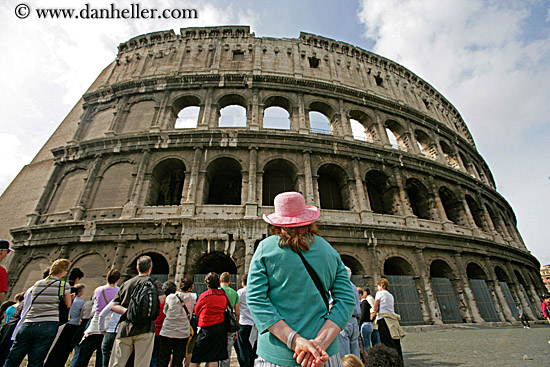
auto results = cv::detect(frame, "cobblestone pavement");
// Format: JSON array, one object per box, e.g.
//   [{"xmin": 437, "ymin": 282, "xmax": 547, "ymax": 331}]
[{"xmin": 401, "ymin": 324, "xmax": 550, "ymax": 366}]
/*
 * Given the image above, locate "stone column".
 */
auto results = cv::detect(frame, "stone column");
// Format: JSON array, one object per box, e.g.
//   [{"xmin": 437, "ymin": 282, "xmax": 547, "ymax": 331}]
[
  {"xmin": 339, "ymin": 99, "xmax": 353, "ymax": 140},
  {"xmin": 244, "ymin": 238, "xmax": 256, "ymax": 273},
  {"xmin": 392, "ymin": 168, "xmax": 414, "ymax": 218},
  {"xmin": 352, "ymin": 159, "xmax": 372, "ymax": 223},
  {"xmin": 245, "ymin": 147, "xmax": 258, "ymax": 218},
  {"xmin": 112, "ymin": 242, "xmax": 130, "ymax": 275},
  {"xmin": 77, "ymin": 155, "xmax": 104, "ymax": 212},
  {"xmin": 250, "ymin": 89, "xmax": 260, "ymax": 131},
  {"xmin": 366, "ymin": 232, "xmax": 381, "ymax": 289},
  {"xmin": 302, "ymin": 151, "xmax": 315, "ymax": 205},
  {"xmin": 415, "ymin": 248, "xmax": 443, "ymax": 324},
  {"xmin": 430, "ymin": 132, "xmax": 448, "ymax": 165},
  {"xmin": 456, "ymin": 185, "xmax": 478, "ymax": 230},
  {"xmin": 476, "ymin": 192, "xmax": 496, "ymax": 234},
  {"xmin": 484, "ymin": 257, "xmax": 514, "ymax": 323},
  {"xmin": 428, "ymin": 176, "xmax": 452, "ymax": 229},
  {"xmin": 374, "ymin": 109, "xmax": 390, "ymax": 147},
  {"xmin": 198, "ymin": 88, "xmax": 214, "ymax": 130},
  {"xmin": 452, "ymin": 252, "xmax": 484, "ymax": 323},
  {"xmin": 183, "ymin": 147, "xmax": 202, "ymax": 216},
  {"xmin": 505, "ymin": 263, "xmax": 537, "ymax": 321},
  {"xmin": 175, "ymin": 236, "xmax": 191, "ymax": 283},
  {"xmin": 297, "ymin": 94, "xmax": 309, "ymax": 134},
  {"xmin": 128, "ymin": 150, "xmax": 151, "ymax": 205}
]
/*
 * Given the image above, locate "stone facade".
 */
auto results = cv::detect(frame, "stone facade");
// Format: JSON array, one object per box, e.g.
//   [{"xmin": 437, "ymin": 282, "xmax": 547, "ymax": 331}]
[{"xmin": 1, "ymin": 26, "xmax": 545, "ymax": 324}]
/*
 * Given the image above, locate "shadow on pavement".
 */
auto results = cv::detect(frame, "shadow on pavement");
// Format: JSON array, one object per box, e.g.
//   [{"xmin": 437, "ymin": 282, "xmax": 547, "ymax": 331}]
[{"xmin": 404, "ymin": 352, "xmax": 465, "ymax": 367}]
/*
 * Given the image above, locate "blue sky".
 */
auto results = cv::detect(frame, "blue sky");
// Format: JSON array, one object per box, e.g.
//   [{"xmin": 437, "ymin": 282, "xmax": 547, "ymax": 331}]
[{"xmin": 0, "ymin": 0, "xmax": 548, "ymax": 266}]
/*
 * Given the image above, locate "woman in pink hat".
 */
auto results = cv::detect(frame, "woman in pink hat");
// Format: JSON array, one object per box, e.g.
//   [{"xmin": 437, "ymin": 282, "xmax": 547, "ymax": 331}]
[{"xmin": 247, "ymin": 192, "xmax": 356, "ymax": 367}]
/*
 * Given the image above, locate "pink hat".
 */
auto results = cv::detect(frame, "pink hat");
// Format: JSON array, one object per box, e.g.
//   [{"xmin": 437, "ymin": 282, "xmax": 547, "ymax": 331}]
[{"xmin": 263, "ymin": 192, "xmax": 320, "ymax": 228}]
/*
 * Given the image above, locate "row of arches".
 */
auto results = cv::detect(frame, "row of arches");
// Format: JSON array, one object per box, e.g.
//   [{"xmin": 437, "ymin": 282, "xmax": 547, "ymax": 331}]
[{"xmin": 81, "ymin": 93, "xmax": 490, "ymax": 186}]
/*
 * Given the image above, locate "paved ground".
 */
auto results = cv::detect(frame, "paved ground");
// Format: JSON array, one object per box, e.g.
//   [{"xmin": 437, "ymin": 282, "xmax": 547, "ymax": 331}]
[{"xmin": 401, "ymin": 324, "xmax": 550, "ymax": 366}]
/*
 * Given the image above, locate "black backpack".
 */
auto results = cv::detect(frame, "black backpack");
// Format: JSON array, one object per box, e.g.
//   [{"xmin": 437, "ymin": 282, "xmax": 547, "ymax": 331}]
[{"xmin": 125, "ymin": 277, "xmax": 160, "ymax": 324}]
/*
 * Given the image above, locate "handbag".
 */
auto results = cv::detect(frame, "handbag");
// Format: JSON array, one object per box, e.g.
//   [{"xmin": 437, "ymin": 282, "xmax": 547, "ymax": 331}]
[
  {"xmin": 297, "ymin": 251, "xmax": 329, "ymax": 311},
  {"xmin": 223, "ymin": 293, "xmax": 239, "ymax": 332}
]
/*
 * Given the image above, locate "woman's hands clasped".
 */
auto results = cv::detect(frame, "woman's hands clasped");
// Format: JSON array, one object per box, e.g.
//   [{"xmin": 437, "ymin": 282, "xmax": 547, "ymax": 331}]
[{"xmin": 292, "ymin": 336, "xmax": 329, "ymax": 367}]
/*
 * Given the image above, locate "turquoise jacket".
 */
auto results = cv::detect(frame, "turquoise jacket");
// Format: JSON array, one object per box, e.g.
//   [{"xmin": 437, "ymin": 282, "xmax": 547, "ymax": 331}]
[{"xmin": 247, "ymin": 235, "xmax": 355, "ymax": 366}]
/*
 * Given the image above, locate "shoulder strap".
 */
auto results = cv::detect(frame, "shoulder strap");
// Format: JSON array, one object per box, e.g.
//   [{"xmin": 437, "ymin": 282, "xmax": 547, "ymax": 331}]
[
  {"xmin": 59, "ymin": 281, "xmax": 66, "ymax": 297},
  {"xmin": 31, "ymin": 279, "xmax": 59, "ymax": 306},
  {"xmin": 297, "ymin": 251, "xmax": 329, "ymax": 311},
  {"xmin": 222, "ymin": 291, "xmax": 234, "ymax": 311},
  {"xmin": 102, "ymin": 288, "xmax": 109, "ymax": 303},
  {"xmin": 176, "ymin": 294, "xmax": 191, "ymax": 320}
]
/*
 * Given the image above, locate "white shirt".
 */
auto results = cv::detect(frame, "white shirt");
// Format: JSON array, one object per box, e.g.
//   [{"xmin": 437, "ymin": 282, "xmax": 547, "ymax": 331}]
[
  {"xmin": 160, "ymin": 292, "xmax": 193, "ymax": 339},
  {"xmin": 375, "ymin": 289, "xmax": 395, "ymax": 320},
  {"xmin": 99, "ymin": 300, "xmax": 121, "ymax": 333},
  {"xmin": 237, "ymin": 287, "xmax": 254, "ymax": 326}
]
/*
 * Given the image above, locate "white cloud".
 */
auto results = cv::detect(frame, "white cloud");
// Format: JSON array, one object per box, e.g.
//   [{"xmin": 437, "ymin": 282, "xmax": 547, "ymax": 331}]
[
  {"xmin": 358, "ymin": 0, "xmax": 550, "ymax": 265},
  {"xmin": 0, "ymin": 134, "xmax": 33, "ymax": 193}
]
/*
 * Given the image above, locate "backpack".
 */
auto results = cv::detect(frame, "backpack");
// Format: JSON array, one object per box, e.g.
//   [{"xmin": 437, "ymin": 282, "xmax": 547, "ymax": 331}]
[{"xmin": 125, "ymin": 277, "xmax": 160, "ymax": 324}]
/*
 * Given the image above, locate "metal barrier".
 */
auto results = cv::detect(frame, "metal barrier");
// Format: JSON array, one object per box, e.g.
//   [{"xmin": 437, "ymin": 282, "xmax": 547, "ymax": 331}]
[
  {"xmin": 469, "ymin": 279, "xmax": 499, "ymax": 322},
  {"xmin": 431, "ymin": 277, "xmax": 462, "ymax": 323}
]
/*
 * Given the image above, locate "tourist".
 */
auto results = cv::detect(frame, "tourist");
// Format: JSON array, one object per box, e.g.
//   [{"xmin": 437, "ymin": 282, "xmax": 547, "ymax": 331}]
[
  {"xmin": 337, "ymin": 267, "xmax": 361, "ymax": 359},
  {"xmin": 74, "ymin": 268, "xmax": 121, "ymax": 367},
  {"xmin": 158, "ymin": 280, "xmax": 193, "ymax": 367},
  {"xmin": 189, "ymin": 272, "xmax": 228, "ymax": 367},
  {"xmin": 247, "ymin": 191, "xmax": 356, "ymax": 367},
  {"xmin": 341, "ymin": 354, "xmax": 364, "ymax": 367},
  {"xmin": 4, "ymin": 292, "xmax": 23, "ymax": 323},
  {"xmin": 234, "ymin": 275, "xmax": 257, "ymax": 367},
  {"xmin": 359, "ymin": 288, "xmax": 375, "ymax": 355},
  {"xmin": 4, "ymin": 259, "xmax": 72, "ymax": 367},
  {"xmin": 180, "ymin": 278, "xmax": 197, "ymax": 367},
  {"xmin": 373, "ymin": 279, "xmax": 405, "ymax": 361},
  {"xmin": 363, "ymin": 344, "xmax": 403, "ymax": 367},
  {"xmin": 363, "ymin": 288, "xmax": 379, "ymax": 346},
  {"xmin": 110, "ymin": 255, "xmax": 165, "ymax": 367},
  {"xmin": 44, "ymin": 283, "xmax": 86, "ymax": 367},
  {"xmin": 0, "ymin": 301, "xmax": 15, "ymax": 325},
  {"xmin": 98, "ymin": 300, "xmax": 122, "ymax": 366},
  {"xmin": 0, "ymin": 293, "xmax": 25, "ymax": 365},
  {"xmin": 220, "ymin": 272, "xmax": 240, "ymax": 367},
  {"xmin": 69, "ymin": 267, "xmax": 85, "ymax": 293},
  {"xmin": 516, "ymin": 305, "xmax": 530, "ymax": 329},
  {"xmin": 151, "ymin": 280, "xmax": 175, "ymax": 367},
  {"xmin": 541, "ymin": 295, "xmax": 550, "ymax": 324},
  {"xmin": 0, "ymin": 240, "xmax": 14, "ymax": 303}
]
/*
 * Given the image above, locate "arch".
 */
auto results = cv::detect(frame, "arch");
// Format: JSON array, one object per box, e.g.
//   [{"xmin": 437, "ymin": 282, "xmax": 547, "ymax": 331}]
[
  {"xmin": 171, "ymin": 95, "xmax": 201, "ymax": 129},
  {"xmin": 121, "ymin": 99, "xmax": 157, "ymax": 133},
  {"xmin": 146, "ymin": 158, "xmax": 186, "ymax": 206},
  {"xmin": 340, "ymin": 254, "xmax": 365, "ymax": 276},
  {"xmin": 127, "ymin": 252, "xmax": 170, "ymax": 280},
  {"xmin": 83, "ymin": 106, "xmax": 115, "ymax": 140},
  {"xmin": 466, "ymin": 262, "xmax": 487, "ymax": 280},
  {"xmin": 309, "ymin": 101, "xmax": 334, "ymax": 135},
  {"xmin": 494, "ymin": 266, "xmax": 510, "ymax": 283},
  {"xmin": 465, "ymin": 195, "xmax": 484, "ymax": 229},
  {"xmin": 459, "ymin": 152, "xmax": 477, "ymax": 178},
  {"xmin": 349, "ymin": 110, "xmax": 376, "ymax": 143},
  {"xmin": 91, "ymin": 161, "xmax": 134, "ymax": 208},
  {"xmin": 205, "ymin": 157, "xmax": 242, "ymax": 205},
  {"xmin": 47, "ymin": 168, "xmax": 87, "ymax": 213},
  {"xmin": 384, "ymin": 256, "xmax": 414, "ymax": 276},
  {"xmin": 439, "ymin": 140, "xmax": 460, "ymax": 169},
  {"xmin": 385, "ymin": 120, "xmax": 408, "ymax": 151},
  {"xmin": 514, "ymin": 270, "xmax": 526, "ymax": 285},
  {"xmin": 415, "ymin": 130, "xmax": 437, "ymax": 160},
  {"xmin": 430, "ymin": 259, "xmax": 455, "ymax": 279},
  {"xmin": 365, "ymin": 170, "xmax": 398, "ymax": 215},
  {"xmin": 218, "ymin": 94, "xmax": 247, "ymax": 128},
  {"xmin": 317, "ymin": 164, "xmax": 350, "ymax": 210},
  {"xmin": 262, "ymin": 159, "xmax": 297, "ymax": 206},
  {"xmin": 193, "ymin": 251, "xmax": 238, "ymax": 275},
  {"xmin": 11, "ymin": 256, "xmax": 51, "ymax": 295},
  {"xmin": 438, "ymin": 186, "xmax": 465, "ymax": 225},
  {"xmin": 263, "ymin": 106, "xmax": 291, "ymax": 130},
  {"xmin": 70, "ymin": 253, "xmax": 108, "ymax": 299},
  {"xmin": 405, "ymin": 178, "xmax": 433, "ymax": 220},
  {"xmin": 263, "ymin": 95, "xmax": 292, "ymax": 111},
  {"xmin": 484, "ymin": 203, "xmax": 502, "ymax": 233}
]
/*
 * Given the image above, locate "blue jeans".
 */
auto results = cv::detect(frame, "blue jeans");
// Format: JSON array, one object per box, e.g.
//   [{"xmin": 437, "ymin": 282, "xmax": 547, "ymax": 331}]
[
  {"xmin": 337, "ymin": 318, "xmax": 360, "ymax": 358},
  {"xmin": 3, "ymin": 321, "xmax": 59, "ymax": 367},
  {"xmin": 360, "ymin": 322, "xmax": 373, "ymax": 350},
  {"xmin": 102, "ymin": 332, "xmax": 117, "ymax": 367},
  {"xmin": 76, "ymin": 334, "xmax": 103, "ymax": 367}
]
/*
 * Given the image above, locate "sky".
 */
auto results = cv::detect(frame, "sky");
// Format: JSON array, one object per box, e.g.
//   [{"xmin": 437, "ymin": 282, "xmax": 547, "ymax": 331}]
[{"xmin": 0, "ymin": 0, "xmax": 548, "ymax": 265}]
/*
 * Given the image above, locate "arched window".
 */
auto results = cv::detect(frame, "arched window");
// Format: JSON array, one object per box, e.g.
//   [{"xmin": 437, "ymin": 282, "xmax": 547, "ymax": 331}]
[
  {"xmin": 440, "ymin": 141, "xmax": 460, "ymax": 169},
  {"xmin": 385, "ymin": 128, "xmax": 399, "ymax": 149},
  {"xmin": 309, "ymin": 111, "xmax": 331, "ymax": 134},
  {"xmin": 384, "ymin": 257, "xmax": 414, "ymax": 276},
  {"xmin": 263, "ymin": 106, "xmax": 291, "ymax": 130},
  {"xmin": 350, "ymin": 119, "xmax": 368, "ymax": 141},
  {"xmin": 47, "ymin": 169, "xmax": 87, "ymax": 213},
  {"xmin": 91, "ymin": 162, "xmax": 134, "ymax": 208},
  {"xmin": 365, "ymin": 170, "xmax": 397, "ymax": 215},
  {"xmin": 147, "ymin": 159, "xmax": 186, "ymax": 206},
  {"xmin": 262, "ymin": 160, "xmax": 296, "ymax": 206},
  {"xmin": 405, "ymin": 178, "xmax": 433, "ymax": 220},
  {"xmin": 438, "ymin": 187, "xmax": 465, "ymax": 225},
  {"xmin": 465, "ymin": 195, "xmax": 485, "ymax": 229},
  {"xmin": 385, "ymin": 120, "xmax": 408, "ymax": 151},
  {"xmin": 317, "ymin": 164, "xmax": 350, "ymax": 210},
  {"xmin": 415, "ymin": 130, "xmax": 437, "ymax": 160},
  {"xmin": 175, "ymin": 106, "xmax": 200, "ymax": 129},
  {"xmin": 466, "ymin": 263, "xmax": 487, "ymax": 280},
  {"xmin": 430, "ymin": 260, "xmax": 454, "ymax": 279},
  {"xmin": 205, "ymin": 158, "xmax": 242, "ymax": 204},
  {"xmin": 218, "ymin": 94, "xmax": 247, "ymax": 128}
]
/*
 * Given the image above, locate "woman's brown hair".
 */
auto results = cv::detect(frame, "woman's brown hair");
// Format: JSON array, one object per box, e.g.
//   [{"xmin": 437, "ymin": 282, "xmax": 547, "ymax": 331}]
[
  {"xmin": 47, "ymin": 259, "xmax": 70, "ymax": 282},
  {"xmin": 270, "ymin": 223, "xmax": 319, "ymax": 253},
  {"xmin": 376, "ymin": 278, "xmax": 389, "ymax": 290}
]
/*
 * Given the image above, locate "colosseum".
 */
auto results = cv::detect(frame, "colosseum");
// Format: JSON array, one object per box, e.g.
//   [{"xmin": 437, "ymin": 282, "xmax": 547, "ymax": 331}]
[{"xmin": 0, "ymin": 26, "xmax": 545, "ymax": 325}]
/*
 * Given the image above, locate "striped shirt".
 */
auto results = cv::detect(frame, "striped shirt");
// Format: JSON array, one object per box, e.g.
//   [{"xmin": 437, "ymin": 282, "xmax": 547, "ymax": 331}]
[{"xmin": 26, "ymin": 277, "xmax": 69, "ymax": 323}]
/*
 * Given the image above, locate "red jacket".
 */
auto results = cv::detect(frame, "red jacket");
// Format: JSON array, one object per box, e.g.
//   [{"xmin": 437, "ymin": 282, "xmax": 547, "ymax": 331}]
[
  {"xmin": 194, "ymin": 288, "xmax": 227, "ymax": 327},
  {"xmin": 155, "ymin": 302, "xmax": 166, "ymax": 336},
  {"xmin": 542, "ymin": 301, "xmax": 550, "ymax": 318}
]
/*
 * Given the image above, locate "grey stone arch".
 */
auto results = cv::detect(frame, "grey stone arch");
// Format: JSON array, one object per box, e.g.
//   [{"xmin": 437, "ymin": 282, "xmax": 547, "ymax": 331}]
[
  {"xmin": 513, "ymin": 267, "xmax": 539, "ymax": 316},
  {"xmin": 348, "ymin": 109, "xmax": 379, "ymax": 143},
  {"xmin": 89, "ymin": 158, "xmax": 137, "ymax": 209},
  {"xmin": 429, "ymin": 258, "xmax": 464, "ymax": 323},
  {"xmin": 261, "ymin": 158, "xmax": 299, "ymax": 206},
  {"xmin": 464, "ymin": 194, "xmax": 486, "ymax": 230},
  {"xmin": 482, "ymin": 200, "xmax": 503, "ymax": 236},
  {"xmin": 458, "ymin": 151, "xmax": 478, "ymax": 178},
  {"xmin": 438, "ymin": 186, "xmax": 468, "ymax": 226},
  {"xmin": 383, "ymin": 256, "xmax": 415, "ymax": 276},
  {"xmin": 404, "ymin": 177, "xmax": 435, "ymax": 220},
  {"xmin": 439, "ymin": 139, "xmax": 460, "ymax": 169},
  {"xmin": 167, "ymin": 93, "xmax": 202, "ymax": 129},
  {"xmin": 68, "ymin": 250, "xmax": 110, "ymax": 298},
  {"xmin": 414, "ymin": 128, "xmax": 438, "ymax": 160},
  {"xmin": 496, "ymin": 205, "xmax": 516, "ymax": 243},
  {"xmin": 203, "ymin": 156, "xmax": 243, "ymax": 205},
  {"xmin": 307, "ymin": 100, "xmax": 337, "ymax": 135},
  {"xmin": 339, "ymin": 253, "xmax": 366, "ymax": 286},
  {"xmin": 316, "ymin": 163, "xmax": 351, "ymax": 210},
  {"xmin": 384, "ymin": 119, "xmax": 409, "ymax": 151},
  {"xmin": 45, "ymin": 165, "xmax": 88, "ymax": 214},
  {"xmin": 261, "ymin": 95, "xmax": 293, "ymax": 130},
  {"xmin": 76, "ymin": 102, "xmax": 118, "ymax": 141},
  {"xmin": 126, "ymin": 251, "xmax": 171, "ymax": 282},
  {"xmin": 9, "ymin": 255, "xmax": 52, "ymax": 296},
  {"xmin": 216, "ymin": 93, "xmax": 248, "ymax": 128},
  {"xmin": 364, "ymin": 169, "xmax": 399, "ymax": 215},
  {"xmin": 145, "ymin": 157, "xmax": 187, "ymax": 206},
  {"xmin": 466, "ymin": 262, "xmax": 489, "ymax": 280},
  {"xmin": 116, "ymin": 96, "xmax": 161, "ymax": 133}
]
